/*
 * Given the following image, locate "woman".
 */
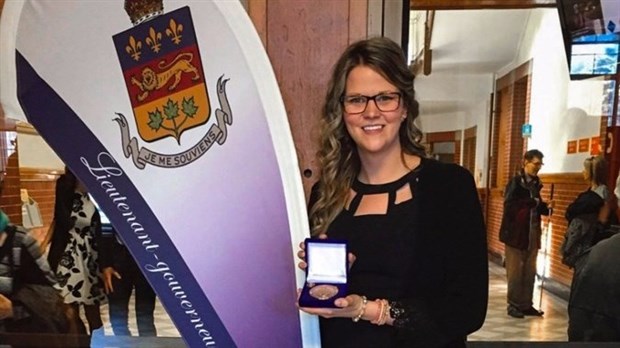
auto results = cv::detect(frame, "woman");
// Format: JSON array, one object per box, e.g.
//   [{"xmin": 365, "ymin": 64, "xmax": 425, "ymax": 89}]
[
  {"xmin": 562, "ymin": 156, "xmax": 614, "ymax": 272},
  {"xmin": 297, "ymin": 37, "xmax": 488, "ymax": 348},
  {"xmin": 44, "ymin": 168, "xmax": 106, "ymax": 335}
]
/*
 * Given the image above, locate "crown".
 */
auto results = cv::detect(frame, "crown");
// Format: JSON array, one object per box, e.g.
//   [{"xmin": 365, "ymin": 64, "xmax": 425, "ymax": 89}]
[{"xmin": 124, "ymin": 0, "xmax": 164, "ymax": 26}]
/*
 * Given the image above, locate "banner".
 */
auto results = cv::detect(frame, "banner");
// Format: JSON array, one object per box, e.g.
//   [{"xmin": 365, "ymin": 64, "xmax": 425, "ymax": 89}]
[{"xmin": 1, "ymin": 1, "xmax": 318, "ymax": 346}]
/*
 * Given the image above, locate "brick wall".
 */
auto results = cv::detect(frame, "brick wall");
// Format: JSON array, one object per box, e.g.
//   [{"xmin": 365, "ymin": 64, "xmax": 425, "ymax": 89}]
[
  {"xmin": 506, "ymin": 78, "xmax": 527, "ymax": 181},
  {"xmin": 1, "ymin": 127, "xmax": 60, "ymax": 243},
  {"xmin": 486, "ymin": 188, "xmax": 505, "ymax": 259},
  {"xmin": 463, "ymin": 126, "xmax": 477, "ymax": 176},
  {"xmin": 494, "ymin": 62, "xmax": 532, "ymax": 189},
  {"xmin": 454, "ymin": 139, "xmax": 461, "ymax": 165},
  {"xmin": 490, "ymin": 106, "xmax": 499, "ymax": 188}
]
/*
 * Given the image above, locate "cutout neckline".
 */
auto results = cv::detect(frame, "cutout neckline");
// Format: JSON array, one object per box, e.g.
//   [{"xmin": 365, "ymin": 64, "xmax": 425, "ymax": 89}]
[{"xmin": 351, "ymin": 158, "xmax": 424, "ymax": 194}]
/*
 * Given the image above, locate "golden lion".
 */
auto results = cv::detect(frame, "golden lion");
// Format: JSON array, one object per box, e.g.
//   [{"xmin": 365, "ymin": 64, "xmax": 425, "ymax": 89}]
[{"xmin": 131, "ymin": 52, "xmax": 200, "ymax": 102}]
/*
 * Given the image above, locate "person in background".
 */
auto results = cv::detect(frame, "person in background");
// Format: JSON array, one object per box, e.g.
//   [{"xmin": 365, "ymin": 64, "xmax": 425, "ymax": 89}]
[
  {"xmin": 42, "ymin": 168, "xmax": 106, "ymax": 335},
  {"xmin": 98, "ymin": 224, "xmax": 157, "ymax": 336},
  {"xmin": 567, "ymin": 231, "xmax": 620, "ymax": 341},
  {"xmin": 567, "ymin": 156, "xmax": 614, "ymax": 225},
  {"xmin": 566, "ymin": 159, "xmax": 620, "ymax": 342},
  {"xmin": 0, "ymin": 175, "xmax": 61, "ymax": 334},
  {"xmin": 296, "ymin": 37, "xmax": 488, "ymax": 348},
  {"xmin": 499, "ymin": 149, "xmax": 554, "ymax": 319},
  {"xmin": 561, "ymin": 156, "xmax": 615, "ymax": 272}
]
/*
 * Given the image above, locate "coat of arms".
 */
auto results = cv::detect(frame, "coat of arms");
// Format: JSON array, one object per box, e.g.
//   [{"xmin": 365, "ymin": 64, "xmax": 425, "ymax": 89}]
[{"xmin": 113, "ymin": 0, "xmax": 232, "ymax": 169}]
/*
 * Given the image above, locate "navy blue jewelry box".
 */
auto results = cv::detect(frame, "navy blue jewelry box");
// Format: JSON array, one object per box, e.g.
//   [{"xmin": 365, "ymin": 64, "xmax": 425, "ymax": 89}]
[{"xmin": 298, "ymin": 238, "xmax": 348, "ymax": 308}]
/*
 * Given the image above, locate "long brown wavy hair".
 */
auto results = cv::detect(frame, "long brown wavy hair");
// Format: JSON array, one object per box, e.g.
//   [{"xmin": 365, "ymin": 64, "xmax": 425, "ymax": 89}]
[
  {"xmin": 309, "ymin": 37, "xmax": 426, "ymax": 236},
  {"xmin": 584, "ymin": 155, "xmax": 607, "ymax": 186}
]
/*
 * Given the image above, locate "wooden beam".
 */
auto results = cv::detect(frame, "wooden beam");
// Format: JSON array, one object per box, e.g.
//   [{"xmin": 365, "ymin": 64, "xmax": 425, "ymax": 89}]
[
  {"xmin": 410, "ymin": 10, "xmax": 434, "ymax": 76},
  {"xmin": 411, "ymin": 0, "xmax": 556, "ymax": 10},
  {"xmin": 423, "ymin": 10, "xmax": 434, "ymax": 75}
]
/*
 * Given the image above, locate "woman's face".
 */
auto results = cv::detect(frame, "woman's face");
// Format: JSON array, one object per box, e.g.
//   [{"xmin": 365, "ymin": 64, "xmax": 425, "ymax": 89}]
[
  {"xmin": 342, "ymin": 65, "xmax": 406, "ymax": 157},
  {"xmin": 582, "ymin": 161, "xmax": 591, "ymax": 181}
]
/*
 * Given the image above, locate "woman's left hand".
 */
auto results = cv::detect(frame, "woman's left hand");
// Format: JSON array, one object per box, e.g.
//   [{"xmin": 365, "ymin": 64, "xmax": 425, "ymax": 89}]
[
  {"xmin": 297, "ymin": 293, "xmax": 364, "ymax": 319},
  {"xmin": 296, "ymin": 233, "xmax": 328, "ymax": 271},
  {"xmin": 296, "ymin": 234, "xmax": 357, "ymax": 271}
]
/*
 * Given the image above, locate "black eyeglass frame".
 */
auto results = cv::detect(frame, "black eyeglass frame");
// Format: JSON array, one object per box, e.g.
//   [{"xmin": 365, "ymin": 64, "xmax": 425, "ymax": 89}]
[{"xmin": 340, "ymin": 92, "xmax": 402, "ymax": 114}]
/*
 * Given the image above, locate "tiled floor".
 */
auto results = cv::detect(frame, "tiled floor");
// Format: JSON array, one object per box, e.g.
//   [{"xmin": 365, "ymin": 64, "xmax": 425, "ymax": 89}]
[
  {"xmin": 99, "ymin": 296, "xmax": 180, "ymax": 338},
  {"xmin": 94, "ymin": 262, "xmax": 569, "ymax": 343},
  {"xmin": 470, "ymin": 262, "xmax": 569, "ymax": 342}
]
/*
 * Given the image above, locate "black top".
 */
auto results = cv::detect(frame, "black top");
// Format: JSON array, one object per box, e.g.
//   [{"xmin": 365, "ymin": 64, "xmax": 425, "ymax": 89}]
[{"xmin": 310, "ymin": 158, "xmax": 488, "ymax": 348}]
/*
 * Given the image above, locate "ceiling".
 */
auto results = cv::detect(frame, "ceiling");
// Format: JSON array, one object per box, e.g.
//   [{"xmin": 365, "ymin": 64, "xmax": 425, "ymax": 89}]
[
  {"xmin": 0, "ymin": 3, "xmax": 549, "ymax": 125},
  {"xmin": 428, "ymin": 9, "xmax": 531, "ymax": 74},
  {"xmin": 411, "ymin": 8, "xmax": 536, "ymax": 118}
]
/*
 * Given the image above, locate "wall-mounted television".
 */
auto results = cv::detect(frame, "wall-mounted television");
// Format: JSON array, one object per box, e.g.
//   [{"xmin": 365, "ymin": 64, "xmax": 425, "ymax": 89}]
[{"xmin": 557, "ymin": 0, "xmax": 620, "ymax": 80}]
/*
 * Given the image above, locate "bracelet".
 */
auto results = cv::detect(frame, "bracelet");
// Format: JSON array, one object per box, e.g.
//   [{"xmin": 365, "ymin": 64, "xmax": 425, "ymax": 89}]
[
  {"xmin": 370, "ymin": 299, "xmax": 384, "ymax": 324},
  {"xmin": 370, "ymin": 299, "xmax": 390, "ymax": 326},
  {"xmin": 352, "ymin": 296, "xmax": 367, "ymax": 322},
  {"xmin": 378, "ymin": 300, "xmax": 390, "ymax": 326}
]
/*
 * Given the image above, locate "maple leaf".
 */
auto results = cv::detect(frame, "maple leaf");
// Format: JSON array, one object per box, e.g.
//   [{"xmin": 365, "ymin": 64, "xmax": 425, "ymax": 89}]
[
  {"xmin": 182, "ymin": 96, "xmax": 198, "ymax": 118},
  {"xmin": 147, "ymin": 109, "xmax": 163, "ymax": 130},
  {"xmin": 164, "ymin": 99, "xmax": 179, "ymax": 120}
]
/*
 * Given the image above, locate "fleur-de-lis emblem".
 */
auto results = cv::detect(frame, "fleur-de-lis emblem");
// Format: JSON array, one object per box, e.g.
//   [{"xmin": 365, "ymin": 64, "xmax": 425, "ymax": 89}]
[
  {"xmin": 145, "ymin": 27, "xmax": 163, "ymax": 53},
  {"xmin": 125, "ymin": 35, "xmax": 142, "ymax": 61},
  {"xmin": 165, "ymin": 18, "xmax": 183, "ymax": 45}
]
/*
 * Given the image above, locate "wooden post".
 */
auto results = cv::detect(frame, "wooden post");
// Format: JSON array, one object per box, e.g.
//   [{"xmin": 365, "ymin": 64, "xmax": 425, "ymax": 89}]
[{"xmin": 605, "ymin": 74, "xmax": 620, "ymax": 208}]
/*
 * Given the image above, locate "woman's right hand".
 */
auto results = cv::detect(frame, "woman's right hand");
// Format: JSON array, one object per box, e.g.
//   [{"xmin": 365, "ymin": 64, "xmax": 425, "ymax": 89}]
[
  {"xmin": 102, "ymin": 267, "xmax": 121, "ymax": 294},
  {"xmin": 298, "ymin": 293, "xmax": 366, "ymax": 320}
]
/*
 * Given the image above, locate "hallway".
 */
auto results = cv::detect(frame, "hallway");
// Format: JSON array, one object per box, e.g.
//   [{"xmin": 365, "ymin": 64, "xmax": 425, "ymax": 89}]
[
  {"xmin": 470, "ymin": 262, "xmax": 569, "ymax": 342},
  {"xmin": 96, "ymin": 260, "xmax": 571, "ymax": 343}
]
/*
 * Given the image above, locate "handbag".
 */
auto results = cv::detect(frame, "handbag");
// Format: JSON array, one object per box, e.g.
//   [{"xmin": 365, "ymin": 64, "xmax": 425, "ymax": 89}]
[{"xmin": 21, "ymin": 196, "xmax": 43, "ymax": 229}]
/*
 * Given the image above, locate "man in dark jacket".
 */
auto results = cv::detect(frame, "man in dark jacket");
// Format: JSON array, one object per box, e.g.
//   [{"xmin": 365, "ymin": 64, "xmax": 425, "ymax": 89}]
[{"xmin": 499, "ymin": 149, "xmax": 553, "ymax": 318}]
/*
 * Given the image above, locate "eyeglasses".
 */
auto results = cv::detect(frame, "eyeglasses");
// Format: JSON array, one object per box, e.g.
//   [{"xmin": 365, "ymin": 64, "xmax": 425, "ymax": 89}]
[
  {"xmin": 529, "ymin": 161, "xmax": 544, "ymax": 167},
  {"xmin": 341, "ymin": 92, "xmax": 401, "ymax": 114}
]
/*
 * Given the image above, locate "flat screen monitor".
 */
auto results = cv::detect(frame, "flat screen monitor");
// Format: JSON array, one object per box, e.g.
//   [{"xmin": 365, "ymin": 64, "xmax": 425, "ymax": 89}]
[
  {"xmin": 569, "ymin": 41, "xmax": 619, "ymax": 75},
  {"xmin": 557, "ymin": 0, "xmax": 620, "ymax": 80}
]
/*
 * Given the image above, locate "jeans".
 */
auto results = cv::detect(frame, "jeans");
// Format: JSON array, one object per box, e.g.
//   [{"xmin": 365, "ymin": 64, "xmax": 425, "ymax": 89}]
[{"xmin": 108, "ymin": 252, "xmax": 157, "ymax": 336}]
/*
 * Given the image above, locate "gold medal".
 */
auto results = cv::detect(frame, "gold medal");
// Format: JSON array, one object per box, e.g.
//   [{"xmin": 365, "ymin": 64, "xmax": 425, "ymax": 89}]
[{"xmin": 308, "ymin": 284, "xmax": 338, "ymax": 300}]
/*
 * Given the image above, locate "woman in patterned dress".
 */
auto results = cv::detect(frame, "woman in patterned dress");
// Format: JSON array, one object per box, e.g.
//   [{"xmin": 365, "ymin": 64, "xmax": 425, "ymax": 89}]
[{"xmin": 43, "ymin": 168, "xmax": 106, "ymax": 335}]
